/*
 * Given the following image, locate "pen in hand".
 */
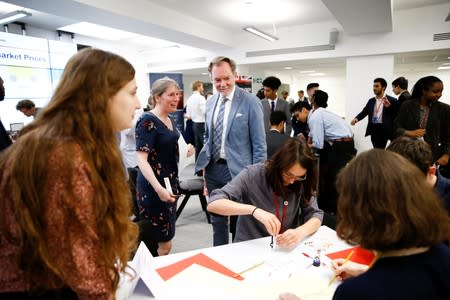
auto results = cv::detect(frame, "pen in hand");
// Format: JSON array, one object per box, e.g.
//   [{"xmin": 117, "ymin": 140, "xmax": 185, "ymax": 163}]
[{"xmin": 328, "ymin": 250, "xmax": 354, "ymax": 286}]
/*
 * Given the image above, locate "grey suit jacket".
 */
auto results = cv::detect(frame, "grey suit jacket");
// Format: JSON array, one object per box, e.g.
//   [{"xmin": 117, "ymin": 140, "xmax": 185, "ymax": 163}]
[
  {"xmin": 195, "ymin": 87, "xmax": 267, "ymax": 178},
  {"xmin": 261, "ymin": 98, "xmax": 292, "ymax": 136}
]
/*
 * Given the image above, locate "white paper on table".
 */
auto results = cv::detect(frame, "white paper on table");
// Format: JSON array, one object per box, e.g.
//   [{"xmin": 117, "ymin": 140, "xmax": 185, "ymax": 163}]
[
  {"xmin": 155, "ymin": 262, "xmax": 336, "ymax": 300},
  {"xmin": 116, "ymin": 242, "xmax": 166, "ymax": 300}
]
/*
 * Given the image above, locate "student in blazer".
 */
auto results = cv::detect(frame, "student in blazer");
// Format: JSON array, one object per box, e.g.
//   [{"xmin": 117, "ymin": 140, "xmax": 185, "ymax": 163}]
[{"xmin": 351, "ymin": 77, "xmax": 397, "ymax": 149}]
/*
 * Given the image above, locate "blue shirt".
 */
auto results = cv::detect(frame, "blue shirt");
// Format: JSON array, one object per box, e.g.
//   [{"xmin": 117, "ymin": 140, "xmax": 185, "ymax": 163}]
[{"xmin": 307, "ymin": 108, "xmax": 353, "ymax": 149}]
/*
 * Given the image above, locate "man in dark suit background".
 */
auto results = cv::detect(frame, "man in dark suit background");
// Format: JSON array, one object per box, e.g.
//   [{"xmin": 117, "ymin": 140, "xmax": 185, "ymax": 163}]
[
  {"xmin": 351, "ymin": 77, "xmax": 397, "ymax": 149},
  {"xmin": 261, "ymin": 76, "xmax": 292, "ymax": 136},
  {"xmin": 266, "ymin": 111, "xmax": 291, "ymax": 158},
  {"xmin": 392, "ymin": 76, "xmax": 411, "ymax": 109}
]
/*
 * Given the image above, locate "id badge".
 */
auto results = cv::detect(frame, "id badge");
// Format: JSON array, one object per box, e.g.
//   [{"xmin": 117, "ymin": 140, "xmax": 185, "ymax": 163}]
[{"xmin": 372, "ymin": 116, "xmax": 379, "ymax": 123}]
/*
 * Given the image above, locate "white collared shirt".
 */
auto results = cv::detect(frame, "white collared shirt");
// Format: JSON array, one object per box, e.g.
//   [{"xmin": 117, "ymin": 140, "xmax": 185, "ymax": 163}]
[
  {"xmin": 373, "ymin": 93, "xmax": 386, "ymax": 123},
  {"xmin": 186, "ymin": 91, "xmax": 206, "ymax": 123}
]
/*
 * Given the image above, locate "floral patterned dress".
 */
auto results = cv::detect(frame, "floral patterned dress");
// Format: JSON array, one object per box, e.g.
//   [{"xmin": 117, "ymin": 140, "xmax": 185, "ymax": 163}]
[{"xmin": 135, "ymin": 112, "xmax": 180, "ymax": 242}]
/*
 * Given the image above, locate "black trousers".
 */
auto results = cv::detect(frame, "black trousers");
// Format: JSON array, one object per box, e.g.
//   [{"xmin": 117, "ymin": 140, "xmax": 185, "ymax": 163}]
[
  {"xmin": 322, "ymin": 140, "xmax": 356, "ymax": 214},
  {"xmin": 370, "ymin": 124, "xmax": 389, "ymax": 149},
  {"xmin": 192, "ymin": 122, "xmax": 205, "ymax": 161}
]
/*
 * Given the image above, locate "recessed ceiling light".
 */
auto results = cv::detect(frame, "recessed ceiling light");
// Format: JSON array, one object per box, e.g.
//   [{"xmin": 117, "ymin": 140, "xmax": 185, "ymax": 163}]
[
  {"xmin": 437, "ymin": 66, "xmax": 450, "ymax": 70},
  {"xmin": 243, "ymin": 26, "xmax": 279, "ymax": 42},
  {"xmin": 300, "ymin": 70, "xmax": 315, "ymax": 74},
  {"xmin": 284, "ymin": 67, "xmax": 293, "ymax": 70},
  {"xmin": 309, "ymin": 72, "xmax": 325, "ymax": 76}
]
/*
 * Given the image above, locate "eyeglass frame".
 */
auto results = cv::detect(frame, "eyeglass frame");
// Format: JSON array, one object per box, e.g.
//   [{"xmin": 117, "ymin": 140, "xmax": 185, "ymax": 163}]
[{"xmin": 282, "ymin": 171, "xmax": 307, "ymax": 181}]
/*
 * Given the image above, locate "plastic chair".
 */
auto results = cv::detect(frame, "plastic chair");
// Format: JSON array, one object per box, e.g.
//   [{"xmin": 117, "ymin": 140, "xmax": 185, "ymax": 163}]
[
  {"xmin": 176, "ymin": 163, "xmax": 210, "ymax": 223},
  {"xmin": 176, "ymin": 136, "xmax": 211, "ymax": 223}
]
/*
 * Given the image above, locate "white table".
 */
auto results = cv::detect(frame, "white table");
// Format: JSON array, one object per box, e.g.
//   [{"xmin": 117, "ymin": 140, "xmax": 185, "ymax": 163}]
[{"xmin": 118, "ymin": 226, "xmax": 351, "ymax": 300}]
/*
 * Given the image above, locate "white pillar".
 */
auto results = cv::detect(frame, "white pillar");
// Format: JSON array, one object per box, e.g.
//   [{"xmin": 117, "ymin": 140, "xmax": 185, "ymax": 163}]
[{"xmin": 345, "ymin": 55, "xmax": 394, "ymax": 153}]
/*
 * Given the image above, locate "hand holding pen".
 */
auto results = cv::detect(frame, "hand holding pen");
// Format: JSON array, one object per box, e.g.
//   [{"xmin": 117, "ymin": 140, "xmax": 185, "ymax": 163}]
[{"xmin": 331, "ymin": 255, "xmax": 368, "ymax": 282}]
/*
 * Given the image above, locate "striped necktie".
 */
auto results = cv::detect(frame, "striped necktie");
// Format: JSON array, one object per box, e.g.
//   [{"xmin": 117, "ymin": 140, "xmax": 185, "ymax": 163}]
[{"xmin": 212, "ymin": 97, "xmax": 228, "ymax": 161}]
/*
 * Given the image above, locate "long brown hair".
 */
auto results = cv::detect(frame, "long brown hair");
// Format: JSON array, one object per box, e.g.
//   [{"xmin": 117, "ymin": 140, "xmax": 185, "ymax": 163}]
[
  {"xmin": 0, "ymin": 48, "xmax": 138, "ymax": 292},
  {"xmin": 265, "ymin": 138, "xmax": 317, "ymax": 206},
  {"xmin": 336, "ymin": 149, "xmax": 450, "ymax": 251}
]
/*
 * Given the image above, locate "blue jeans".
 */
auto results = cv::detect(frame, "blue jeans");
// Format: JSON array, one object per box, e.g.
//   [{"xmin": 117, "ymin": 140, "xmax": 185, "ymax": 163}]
[{"xmin": 205, "ymin": 161, "xmax": 232, "ymax": 246}]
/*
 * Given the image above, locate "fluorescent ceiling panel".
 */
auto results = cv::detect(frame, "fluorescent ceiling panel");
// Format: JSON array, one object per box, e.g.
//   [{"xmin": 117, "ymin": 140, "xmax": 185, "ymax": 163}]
[{"xmin": 58, "ymin": 22, "xmax": 138, "ymax": 41}]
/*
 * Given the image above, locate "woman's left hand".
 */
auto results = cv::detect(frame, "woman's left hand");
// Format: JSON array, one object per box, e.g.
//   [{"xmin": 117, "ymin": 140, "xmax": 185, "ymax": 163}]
[{"xmin": 186, "ymin": 143, "xmax": 195, "ymax": 157}]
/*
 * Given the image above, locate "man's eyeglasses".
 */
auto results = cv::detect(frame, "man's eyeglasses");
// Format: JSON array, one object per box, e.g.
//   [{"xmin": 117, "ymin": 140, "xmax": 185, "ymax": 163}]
[{"xmin": 282, "ymin": 171, "xmax": 307, "ymax": 181}]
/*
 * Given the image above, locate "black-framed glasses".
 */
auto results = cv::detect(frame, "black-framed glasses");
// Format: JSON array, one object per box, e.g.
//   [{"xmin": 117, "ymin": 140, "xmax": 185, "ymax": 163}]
[{"xmin": 282, "ymin": 171, "xmax": 307, "ymax": 181}]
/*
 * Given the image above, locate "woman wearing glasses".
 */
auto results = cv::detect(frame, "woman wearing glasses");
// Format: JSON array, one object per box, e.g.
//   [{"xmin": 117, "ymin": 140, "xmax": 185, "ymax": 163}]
[{"xmin": 207, "ymin": 138, "xmax": 323, "ymax": 248}]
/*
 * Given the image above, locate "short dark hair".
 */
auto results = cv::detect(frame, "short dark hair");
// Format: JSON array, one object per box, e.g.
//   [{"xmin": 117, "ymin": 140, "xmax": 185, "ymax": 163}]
[
  {"xmin": 392, "ymin": 76, "xmax": 408, "ymax": 90},
  {"xmin": 374, "ymin": 77, "xmax": 387, "ymax": 88},
  {"xmin": 290, "ymin": 101, "xmax": 311, "ymax": 113},
  {"xmin": 262, "ymin": 76, "xmax": 282, "ymax": 90},
  {"xmin": 386, "ymin": 137, "xmax": 433, "ymax": 175},
  {"xmin": 306, "ymin": 83, "xmax": 319, "ymax": 91},
  {"xmin": 336, "ymin": 149, "xmax": 450, "ymax": 251},
  {"xmin": 256, "ymin": 87, "xmax": 265, "ymax": 100},
  {"xmin": 270, "ymin": 110, "xmax": 287, "ymax": 126},
  {"xmin": 16, "ymin": 99, "xmax": 35, "ymax": 110},
  {"xmin": 313, "ymin": 90, "xmax": 328, "ymax": 108}
]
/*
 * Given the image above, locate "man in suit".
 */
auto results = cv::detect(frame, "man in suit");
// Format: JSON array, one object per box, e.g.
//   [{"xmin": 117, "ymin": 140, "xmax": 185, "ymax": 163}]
[
  {"xmin": 266, "ymin": 111, "xmax": 291, "ymax": 158},
  {"xmin": 261, "ymin": 76, "xmax": 292, "ymax": 136},
  {"xmin": 297, "ymin": 90, "xmax": 308, "ymax": 103},
  {"xmin": 351, "ymin": 77, "xmax": 397, "ymax": 149},
  {"xmin": 305, "ymin": 83, "xmax": 319, "ymax": 106},
  {"xmin": 392, "ymin": 76, "xmax": 411, "ymax": 109},
  {"xmin": 291, "ymin": 101, "xmax": 312, "ymax": 139},
  {"xmin": 195, "ymin": 56, "xmax": 267, "ymax": 246}
]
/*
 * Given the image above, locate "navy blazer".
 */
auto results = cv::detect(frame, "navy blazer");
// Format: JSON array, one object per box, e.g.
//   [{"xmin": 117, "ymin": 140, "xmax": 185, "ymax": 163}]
[
  {"xmin": 195, "ymin": 87, "xmax": 267, "ymax": 178},
  {"xmin": 355, "ymin": 95, "xmax": 397, "ymax": 139}
]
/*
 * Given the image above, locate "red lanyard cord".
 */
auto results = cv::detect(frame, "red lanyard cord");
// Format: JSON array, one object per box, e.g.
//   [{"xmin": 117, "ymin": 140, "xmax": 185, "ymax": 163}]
[{"xmin": 273, "ymin": 193, "xmax": 288, "ymax": 233}]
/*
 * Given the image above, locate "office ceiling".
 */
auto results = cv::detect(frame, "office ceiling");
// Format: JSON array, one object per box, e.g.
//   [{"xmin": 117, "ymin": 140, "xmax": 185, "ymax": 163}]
[{"xmin": 0, "ymin": 0, "xmax": 449, "ymax": 76}]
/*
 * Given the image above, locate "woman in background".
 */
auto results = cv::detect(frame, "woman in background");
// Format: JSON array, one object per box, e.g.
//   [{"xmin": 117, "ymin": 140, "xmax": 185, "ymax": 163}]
[
  {"xmin": 0, "ymin": 48, "xmax": 140, "ymax": 299},
  {"xmin": 394, "ymin": 75, "xmax": 450, "ymax": 173},
  {"xmin": 136, "ymin": 77, "xmax": 193, "ymax": 256}
]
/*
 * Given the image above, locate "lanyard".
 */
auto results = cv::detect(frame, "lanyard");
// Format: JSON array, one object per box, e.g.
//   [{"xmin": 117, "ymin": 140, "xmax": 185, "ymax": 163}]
[
  {"xmin": 419, "ymin": 105, "xmax": 430, "ymax": 129},
  {"xmin": 273, "ymin": 193, "xmax": 288, "ymax": 233},
  {"xmin": 374, "ymin": 98, "xmax": 384, "ymax": 115}
]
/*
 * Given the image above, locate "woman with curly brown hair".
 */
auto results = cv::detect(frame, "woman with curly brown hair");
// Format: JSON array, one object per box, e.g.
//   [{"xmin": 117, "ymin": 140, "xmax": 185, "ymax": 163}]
[
  {"xmin": 207, "ymin": 138, "xmax": 323, "ymax": 248},
  {"xmin": 0, "ymin": 48, "xmax": 141, "ymax": 299}
]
